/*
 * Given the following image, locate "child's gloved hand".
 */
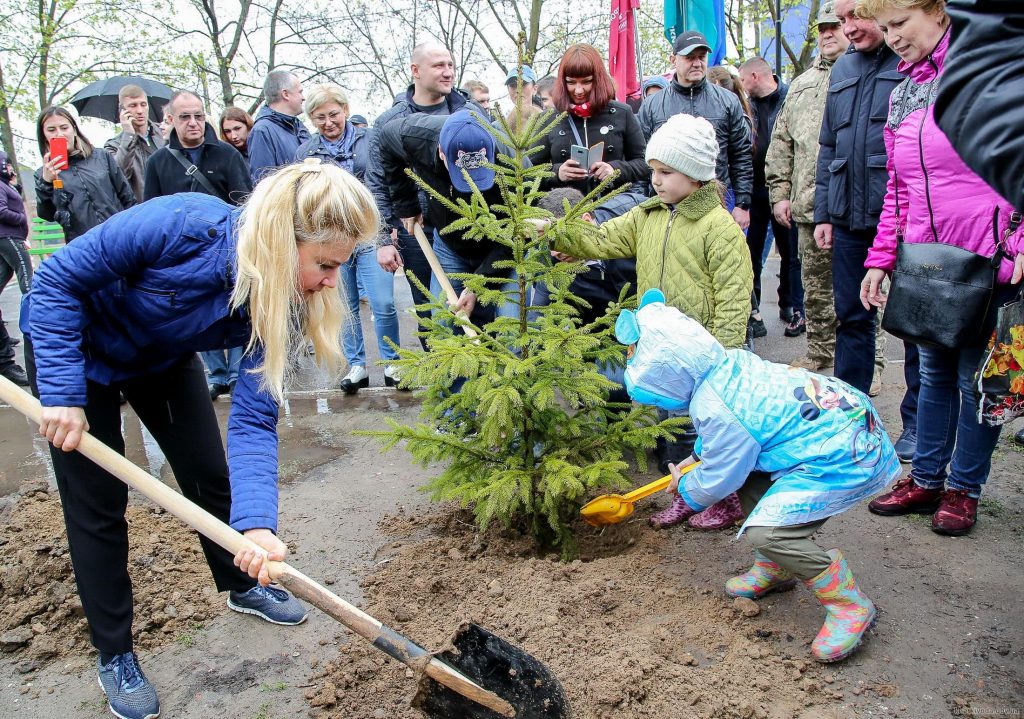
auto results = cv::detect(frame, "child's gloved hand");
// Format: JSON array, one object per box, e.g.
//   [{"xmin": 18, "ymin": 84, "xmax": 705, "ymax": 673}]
[{"xmin": 666, "ymin": 455, "xmax": 698, "ymax": 494}]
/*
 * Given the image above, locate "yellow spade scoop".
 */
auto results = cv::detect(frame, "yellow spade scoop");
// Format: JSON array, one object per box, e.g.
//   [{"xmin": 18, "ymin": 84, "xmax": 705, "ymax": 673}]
[{"xmin": 580, "ymin": 461, "xmax": 702, "ymax": 526}]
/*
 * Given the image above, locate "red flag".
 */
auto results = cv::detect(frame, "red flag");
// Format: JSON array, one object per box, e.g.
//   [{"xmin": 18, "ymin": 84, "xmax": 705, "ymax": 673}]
[{"xmin": 608, "ymin": 0, "xmax": 642, "ymax": 102}]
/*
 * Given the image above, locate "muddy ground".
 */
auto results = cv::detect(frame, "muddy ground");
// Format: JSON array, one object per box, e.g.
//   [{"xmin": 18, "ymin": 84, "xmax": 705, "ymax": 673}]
[{"xmin": 0, "ymin": 265, "xmax": 1022, "ymax": 719}]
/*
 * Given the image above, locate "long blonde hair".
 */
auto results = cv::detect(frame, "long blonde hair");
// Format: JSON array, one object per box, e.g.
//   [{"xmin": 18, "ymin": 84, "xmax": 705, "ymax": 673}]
[{"xmin": 231, "ymin": 159, "xmax": 380, "ymax": 402}]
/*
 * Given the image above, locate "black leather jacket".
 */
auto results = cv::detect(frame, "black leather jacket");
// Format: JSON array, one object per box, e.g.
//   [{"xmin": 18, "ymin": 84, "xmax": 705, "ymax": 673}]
[
  {"xmin": 377, "ymin": 113, "xmax": 512, "ymax": 278},
  {"xmin": 365, "ymin": 85, "xmax": 479, "ymax": 232}
]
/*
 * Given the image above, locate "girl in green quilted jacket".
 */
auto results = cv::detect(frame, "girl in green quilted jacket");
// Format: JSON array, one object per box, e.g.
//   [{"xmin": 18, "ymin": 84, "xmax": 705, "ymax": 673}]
[{"xmin": 550, "ymin": 112, "xmax": 754, "ymax": 530}]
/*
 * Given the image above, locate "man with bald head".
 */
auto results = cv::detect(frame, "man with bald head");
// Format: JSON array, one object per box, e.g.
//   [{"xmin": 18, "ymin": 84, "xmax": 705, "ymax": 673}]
[
  {"xmin": 739, "ymin": 56, "xmax": 803, "ymax": 339},
  {"xmin": 366, "ymin": 42, "xmax": 483, "ymax": 346}
]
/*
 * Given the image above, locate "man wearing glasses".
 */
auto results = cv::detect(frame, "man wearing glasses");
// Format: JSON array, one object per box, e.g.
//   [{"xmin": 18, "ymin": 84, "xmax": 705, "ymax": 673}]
[
  {"xmin": 142, "ymin": 90, "xmax": 254, "ymax": 401},
  {"xmin": 143, "ymin": 91, "xmax": 252, "ymax": 206}
]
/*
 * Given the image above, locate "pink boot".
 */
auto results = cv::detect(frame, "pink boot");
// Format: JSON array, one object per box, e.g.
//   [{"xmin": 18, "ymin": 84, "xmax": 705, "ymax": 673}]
[
  {"xmin": 688, "ymin": 492, "xmax": 744, "ymax": 530},
  {"xmin": 649, "ymin": 494, "xmax": 697, "ymax": 529}
]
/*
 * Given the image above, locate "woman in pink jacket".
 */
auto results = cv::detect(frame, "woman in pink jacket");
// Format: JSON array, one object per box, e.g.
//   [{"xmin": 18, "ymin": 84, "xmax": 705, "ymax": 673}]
[{"xmin": 857, "ymin": 0, "xmax": 1024, "ymax": 536}]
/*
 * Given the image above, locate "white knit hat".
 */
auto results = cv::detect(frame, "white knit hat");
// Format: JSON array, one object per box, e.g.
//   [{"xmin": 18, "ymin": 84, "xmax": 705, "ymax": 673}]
[{"xmin": 645, "ymin": 113, "xmax": 718, "ymax": 182}]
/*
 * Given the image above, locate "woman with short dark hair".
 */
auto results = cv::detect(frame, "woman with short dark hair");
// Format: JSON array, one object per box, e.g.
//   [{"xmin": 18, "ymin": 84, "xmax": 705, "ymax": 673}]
[{"xmin": 533, "ymin": 44, "xmax": 648, "ymax": 195}]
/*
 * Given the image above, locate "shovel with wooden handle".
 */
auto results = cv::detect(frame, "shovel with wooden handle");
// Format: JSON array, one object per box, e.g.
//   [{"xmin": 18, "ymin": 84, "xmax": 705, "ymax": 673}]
[
  {"xmin": 411, "ymin": 222, "xmax": 479, "ymax": 338},
  {"xmin": 0, "ymin": 376, "xmax": 568, "ymax": 719},
  {"xmin": 579, "ymin": 462, "xmax": 702, "ymax": 526}
]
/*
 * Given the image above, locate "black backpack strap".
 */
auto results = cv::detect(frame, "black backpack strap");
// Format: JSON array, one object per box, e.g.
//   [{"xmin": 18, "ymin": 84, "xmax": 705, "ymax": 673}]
[{"xmin": 167, "ymin": 148, "xmax": 218, "ymax": 196}]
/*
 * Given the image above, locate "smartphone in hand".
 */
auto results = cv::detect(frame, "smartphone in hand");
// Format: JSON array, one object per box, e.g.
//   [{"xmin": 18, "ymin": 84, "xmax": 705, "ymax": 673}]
[
  {"xmin": 49, "ymin": 136, "xmax": 69, "ymax": 171},
  {"xmin": 570, "ymin": 144, "xmax": 589, "ymax": 169}
]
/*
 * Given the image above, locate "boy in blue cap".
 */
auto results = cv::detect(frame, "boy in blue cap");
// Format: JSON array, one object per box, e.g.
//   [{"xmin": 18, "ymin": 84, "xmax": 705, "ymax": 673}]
[{"xmin": 616, "ymin": 288, "xmax": 900, "ymax": 663}]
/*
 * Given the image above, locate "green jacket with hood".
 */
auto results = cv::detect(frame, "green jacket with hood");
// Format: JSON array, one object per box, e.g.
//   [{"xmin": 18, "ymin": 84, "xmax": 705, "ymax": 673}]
[{"xmin": 553, "ymin": 182, "xmax": 753, "ymax": 348}]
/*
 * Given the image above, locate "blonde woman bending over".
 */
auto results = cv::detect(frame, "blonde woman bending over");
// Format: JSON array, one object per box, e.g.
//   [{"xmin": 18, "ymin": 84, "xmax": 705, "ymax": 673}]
[{"xmin": 21, "ymin": 159, "xmax": 379, "ymax": 719}]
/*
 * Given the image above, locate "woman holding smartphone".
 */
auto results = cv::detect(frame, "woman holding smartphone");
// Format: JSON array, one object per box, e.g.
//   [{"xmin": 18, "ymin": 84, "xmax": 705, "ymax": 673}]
[
  {"xmin": 35, "ymin": 106, "xmax": 135, "ymax": 242},
  {"xmin": 533, "ymin": 44, "xmax": 648, "ymax": 196}
]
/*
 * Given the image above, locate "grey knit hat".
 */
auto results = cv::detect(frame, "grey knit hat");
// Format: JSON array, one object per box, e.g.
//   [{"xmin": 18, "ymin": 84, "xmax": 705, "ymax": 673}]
[{"xmin": 645, "ymin": 113, "xmax": 718, "ymax": 181}]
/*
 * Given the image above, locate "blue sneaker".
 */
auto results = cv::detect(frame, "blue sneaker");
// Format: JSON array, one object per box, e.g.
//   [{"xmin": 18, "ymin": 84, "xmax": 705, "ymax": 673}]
[
  {"xmin": 97, "ymin": 652, "xmax": 160, "ymax": 719},
  {"xmin": 894, "ymin": 427, "xmax": 917, "ymax": 463},
  {"xmin": 227, "ymin": 585, "xmax": 308, "ymax": 625}
]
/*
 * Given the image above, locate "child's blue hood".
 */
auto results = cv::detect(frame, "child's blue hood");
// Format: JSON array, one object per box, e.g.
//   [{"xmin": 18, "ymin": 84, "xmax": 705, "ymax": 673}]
[{"xmin": 615, "ymin": 289, "xmax": 726, "ymax": 411}]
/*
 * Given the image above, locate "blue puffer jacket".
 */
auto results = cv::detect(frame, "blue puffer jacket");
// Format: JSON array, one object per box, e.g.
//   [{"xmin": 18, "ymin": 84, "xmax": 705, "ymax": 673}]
[
  {"xmin": 814, "ymin": 43, "xmax": 903, "ymax": 231},
  {"xmin": 21, "ymin": 193, "xmax": 281, "ymax": 533},
  {"xmin": 617, "ymin": 290, "xmax": 900, "ymax": 532},
  {"xmin": 247, "ymin": 106, "xmax": 312, "ymax": 184}
]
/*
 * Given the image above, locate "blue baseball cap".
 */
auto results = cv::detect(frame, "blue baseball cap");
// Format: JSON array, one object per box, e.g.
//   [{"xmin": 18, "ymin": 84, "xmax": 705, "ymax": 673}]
[
  {"xmin": 439, "ymin": 110, "xmax": 497, "ymax": 193},
  {"xmin": 504, "ymin": 65, "xmax": 537, "ymax": 86}
]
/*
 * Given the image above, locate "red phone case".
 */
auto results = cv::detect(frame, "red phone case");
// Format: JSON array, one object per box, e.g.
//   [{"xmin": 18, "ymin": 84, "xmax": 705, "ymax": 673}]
[{"xmin": 49, "ymin": 137, "xmax": 69, "ymax": 170}]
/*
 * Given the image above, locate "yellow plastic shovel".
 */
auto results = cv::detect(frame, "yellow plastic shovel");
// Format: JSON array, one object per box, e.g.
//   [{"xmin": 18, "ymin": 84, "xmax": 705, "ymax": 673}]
[{"xmin": 580, "ymin": 461, "xmax": 701, "ymax": 526}]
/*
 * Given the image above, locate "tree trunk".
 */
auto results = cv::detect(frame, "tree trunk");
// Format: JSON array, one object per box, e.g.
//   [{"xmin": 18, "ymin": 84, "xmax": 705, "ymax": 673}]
[{"xmin": 0, "ymin": 58, "xmax": 19, "ymax": 171}]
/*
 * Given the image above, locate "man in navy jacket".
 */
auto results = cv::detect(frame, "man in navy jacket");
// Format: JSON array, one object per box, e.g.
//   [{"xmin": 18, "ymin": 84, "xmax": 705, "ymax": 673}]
[{"xmin": 247, "ymin": 70, "xmax": 310, "ymax": 184}]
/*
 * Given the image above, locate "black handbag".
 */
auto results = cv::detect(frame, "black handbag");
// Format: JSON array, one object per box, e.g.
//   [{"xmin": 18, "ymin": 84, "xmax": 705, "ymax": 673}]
[{"xmin": 881, "ymin": 188, "xmax": 1019, "ymax": 349}]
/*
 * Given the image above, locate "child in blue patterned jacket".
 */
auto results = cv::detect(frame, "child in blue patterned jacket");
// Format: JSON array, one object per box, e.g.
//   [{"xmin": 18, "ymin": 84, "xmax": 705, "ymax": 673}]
[{"xmin": 616, "ymin": 289, "xmax": 900, "ymax": 663}]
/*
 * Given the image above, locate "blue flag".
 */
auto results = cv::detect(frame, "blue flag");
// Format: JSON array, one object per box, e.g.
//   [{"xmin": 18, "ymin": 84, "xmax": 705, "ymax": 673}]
[{"xmin": 664, "ymin": 0, "xmax": 727, "ymax": 66}]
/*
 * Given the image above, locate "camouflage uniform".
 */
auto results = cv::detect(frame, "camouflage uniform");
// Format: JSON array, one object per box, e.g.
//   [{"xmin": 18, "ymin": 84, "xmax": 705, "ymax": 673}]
[{"xmin": 766, "ymin": 53, "xmax": 886, "ymax": 375}]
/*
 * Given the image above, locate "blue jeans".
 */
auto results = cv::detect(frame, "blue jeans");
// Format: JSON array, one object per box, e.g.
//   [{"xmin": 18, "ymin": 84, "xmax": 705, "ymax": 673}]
[
  {"xmin": 912, "ymin": 343, "xmax": 999, "ymax": 496},
  {"xmin": 831, "ymin": 226, "xmax": 877, "ymax": 393},
  {"xmin": 202, "ymin": 347, "xmax": 242, "ymax": 386},
  {"xmin": 395, "ymin": 224, "xmax": 433, "ymax": 351},
  {"xmin": 429, "ymin": 230, "xmax": 521, "ymax": 319},
  {"xmin": 911, "ymin": 283, "xmax": 1018, "ymax": 494},
  {"xmin": 341, "ymin": 244, "xmax": 400, "ymax": 366}
]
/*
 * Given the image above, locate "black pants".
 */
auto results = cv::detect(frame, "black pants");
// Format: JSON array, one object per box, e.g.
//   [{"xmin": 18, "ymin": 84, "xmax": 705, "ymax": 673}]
[
  {"xmin": 0, "ymin": 236, "xmax": 33, "ymax": 295},
  {"xmin": 26, "ymin": 344, "xmax": 254, "ymax": 654},
  {"xmin": 0, "ymin": 236, "xmax": 32, "ymax": 372},
  {"xmin": 395, "ymin": 225, "xmax": 434, "ymax": 351},
  {"xmin": 747, "ymin": 188, "xmax": 804, "ymax": 312}
]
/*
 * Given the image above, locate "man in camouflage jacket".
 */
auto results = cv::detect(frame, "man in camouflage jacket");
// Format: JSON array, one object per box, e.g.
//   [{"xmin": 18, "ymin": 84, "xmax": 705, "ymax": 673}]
[{"xmin": 766, "ymin": 3, "xmax": 850, "ymax": 371}]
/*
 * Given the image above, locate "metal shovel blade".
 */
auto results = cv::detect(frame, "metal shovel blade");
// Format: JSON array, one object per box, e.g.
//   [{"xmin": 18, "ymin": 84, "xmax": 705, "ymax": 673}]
[{"xmin": 413, "ymin": 623, "xmax": 570, "ymax": 719}]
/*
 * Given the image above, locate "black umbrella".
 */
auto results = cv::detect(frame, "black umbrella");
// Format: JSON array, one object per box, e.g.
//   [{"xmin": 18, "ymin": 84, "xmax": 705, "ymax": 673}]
[{"xmin": 69, "ymin": 76, "xmax": 174, "ymax": 124}]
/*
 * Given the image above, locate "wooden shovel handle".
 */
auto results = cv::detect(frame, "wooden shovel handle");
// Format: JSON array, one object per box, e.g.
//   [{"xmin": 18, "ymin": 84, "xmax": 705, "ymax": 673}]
[
  {"xmin": 411, "ymin": 223, "xmax": 479, "ymax": 338},
  {"xmin": 0, "ymin": 377, "xmax": 513, "ymax": 717}
]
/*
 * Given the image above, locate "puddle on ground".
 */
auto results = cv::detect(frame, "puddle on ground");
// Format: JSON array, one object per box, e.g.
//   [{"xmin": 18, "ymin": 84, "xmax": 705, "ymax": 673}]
[{"xmin": 0, "ymin": 388, "xmax": 420, "ymax": 497}]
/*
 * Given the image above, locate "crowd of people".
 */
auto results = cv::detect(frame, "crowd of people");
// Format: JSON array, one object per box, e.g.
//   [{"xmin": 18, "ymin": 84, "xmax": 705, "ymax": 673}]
[{"xmin": 1, "ymin": 0, "xmax": 1021, "ymax": 717}]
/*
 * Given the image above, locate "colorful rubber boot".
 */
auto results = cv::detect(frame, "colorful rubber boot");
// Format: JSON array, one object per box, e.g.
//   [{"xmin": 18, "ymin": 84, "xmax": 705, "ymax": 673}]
[
  {"xmin": 804, "ymin": 549, "xmax": 877, "ymax": 663},
  {"xmin": 688, "ymin": 492, "xmax": 744, "ymax": 530},
  {"xmin": 725, "ymin": 552, "xmax": 798, "ymax": 599},
  {"xmin": 649, "ymin": 494, "xmax": 697, "ymax": 529}
]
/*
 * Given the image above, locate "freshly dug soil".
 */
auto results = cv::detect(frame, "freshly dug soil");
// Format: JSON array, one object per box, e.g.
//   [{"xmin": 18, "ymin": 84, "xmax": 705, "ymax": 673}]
[
  {"xmin": 0, "ymin": 479, "xmax": 223, "ymax": 663},
  {"xmin": 306, "ymin": 508, "xmax": 845, "ymax": 719}
]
